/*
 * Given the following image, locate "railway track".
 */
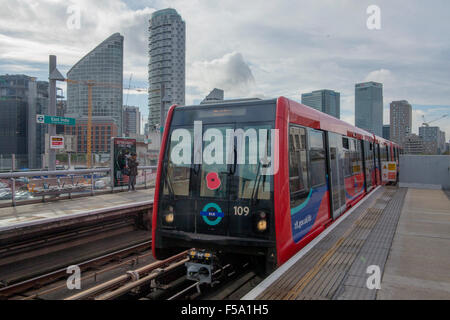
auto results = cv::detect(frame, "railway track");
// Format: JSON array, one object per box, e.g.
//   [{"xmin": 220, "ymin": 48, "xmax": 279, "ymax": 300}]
[
  {"xmin": 65, "ymin": 250, "xmax": 189, "ymax": 300},
  {"xmin": 62, "ymin": 253, "xmax": 264, "ymax": 301},
  {"xmin": 0, "ymin": 202, "xmax": 153, "ymax": 300},
  {"xmin": 0, "ymin": 240, "xmax": 152, "ymax": 299}
]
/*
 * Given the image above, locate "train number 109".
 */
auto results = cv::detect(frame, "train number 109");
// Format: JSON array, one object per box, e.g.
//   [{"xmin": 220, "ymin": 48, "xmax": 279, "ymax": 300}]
[{"xmin": 233, "ymin": 206, "xmax": 249, "ymax": 216}]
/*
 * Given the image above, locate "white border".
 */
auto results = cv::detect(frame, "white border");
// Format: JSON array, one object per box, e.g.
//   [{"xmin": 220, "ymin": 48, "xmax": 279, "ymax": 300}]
[{"xmin": 241, "ymin": 186, "xmax": 381, "ymax": 300}]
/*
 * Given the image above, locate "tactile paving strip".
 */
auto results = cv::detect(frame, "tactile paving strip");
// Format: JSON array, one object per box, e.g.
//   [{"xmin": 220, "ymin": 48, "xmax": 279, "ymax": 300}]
[{"xmin": 257, "ymin": 187, "xmax": 407, "ymax": 300}]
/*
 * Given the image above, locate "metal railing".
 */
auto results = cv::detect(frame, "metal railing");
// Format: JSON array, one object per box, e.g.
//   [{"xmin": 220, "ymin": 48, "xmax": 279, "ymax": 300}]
[{"xmin": 0, "ymin": 166, "xmax": 157, "ymax": 207}]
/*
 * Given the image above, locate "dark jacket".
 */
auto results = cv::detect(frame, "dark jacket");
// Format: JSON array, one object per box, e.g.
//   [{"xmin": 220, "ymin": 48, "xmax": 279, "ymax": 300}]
[
  {"xmin": 117, "ymin": 154, "xmax": 127, "ymax": 170},
  {"xmin": 128, "ymin": 158, "xmax": 139, "ymax": 176}
]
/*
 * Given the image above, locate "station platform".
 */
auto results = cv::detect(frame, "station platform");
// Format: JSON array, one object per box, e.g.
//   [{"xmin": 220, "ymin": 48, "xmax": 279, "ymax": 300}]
[
  {"xmin": 243, "ymin": 186, "xmax": 450, "ymax": 300},
  {"xmin": 0, "ymin": 188, "xmax": 154, "ymax": 231}
]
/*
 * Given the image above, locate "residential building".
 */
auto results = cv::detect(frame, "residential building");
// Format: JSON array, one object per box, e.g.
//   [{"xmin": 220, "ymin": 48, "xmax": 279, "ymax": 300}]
[
  {"xmin": 148, "ymin": 9, "xmax": 185, "ymax": 128},
  {"xmin": 67, "ymin": 33, "xmax": 124, "ymax": 134},
  {"xmin": 419, "ymin": 126, "xmax": 446, "ymax": 154},
  {"xmin": 355, "ymin": 82, "xmax": 383, "ymax": 136},
  {"xmin": 301, "ymin": 89, "xmax": 340, "ymax": 119},
  {"xmin": 404, "ymin": 133, "xmax": 424, "ymax": 154}
]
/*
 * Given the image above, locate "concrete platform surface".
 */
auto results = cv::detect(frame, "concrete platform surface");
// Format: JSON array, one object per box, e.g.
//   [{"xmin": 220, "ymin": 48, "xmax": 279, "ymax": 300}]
[
  {"xmin": 0, "ymin": 188, "xmax": 154, "ymax": 230},
  {"xmin": 377, "ymin": 188, "xmax": 450, "ymax": 299},
  {"xmin": 244, "ymin": 186, "xmax": 450, "ymax": 300}
]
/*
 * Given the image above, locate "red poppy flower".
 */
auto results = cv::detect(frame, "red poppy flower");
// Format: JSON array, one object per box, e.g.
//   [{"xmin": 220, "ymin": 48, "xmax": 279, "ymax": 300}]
[{"xmin": 206, "ymin": 172, "xmax": 221, "ymax": 190}]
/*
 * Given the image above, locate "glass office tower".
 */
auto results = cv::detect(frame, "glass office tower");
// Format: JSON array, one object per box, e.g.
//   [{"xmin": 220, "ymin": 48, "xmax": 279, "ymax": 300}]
[{"xmin": 67, "ymin": 33, "xmax": 124, "ymax": 135}]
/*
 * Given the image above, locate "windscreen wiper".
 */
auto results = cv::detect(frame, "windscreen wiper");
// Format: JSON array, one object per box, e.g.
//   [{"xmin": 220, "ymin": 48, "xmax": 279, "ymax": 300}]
[
  {"xmin": 164, "ymin": 163, "xmax": 176, "ymax": 199},
  {"xmin": 251, "ymin": 161, "xmax": 262, "ymax": 206}
]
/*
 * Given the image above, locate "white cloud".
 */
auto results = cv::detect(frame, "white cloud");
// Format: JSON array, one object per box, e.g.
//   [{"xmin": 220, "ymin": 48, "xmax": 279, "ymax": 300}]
[
  {"xmin": 189, "ymin": 52, "xmax": 255, "ymax": 99},
  {"xmin": 365, "ymin": 69, "xmax": 393, "ymax": 84}
]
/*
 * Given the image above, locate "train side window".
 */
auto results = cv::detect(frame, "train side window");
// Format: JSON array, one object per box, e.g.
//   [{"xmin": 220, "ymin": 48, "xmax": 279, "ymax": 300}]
[
  {"xmin": 342, "ymin": 137, "xmax": 349, "ymax": 150},
  {"xmin": 289, "ymin": 126, "xmax": 309, "ymax": 204},
  {"xmin": 308, "ymin": 129, "xmax": 327, "ymax": 187}
]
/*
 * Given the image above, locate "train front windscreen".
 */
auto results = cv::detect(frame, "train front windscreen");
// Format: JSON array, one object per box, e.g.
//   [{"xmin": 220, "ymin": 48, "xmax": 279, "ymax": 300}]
[{"xmin": 157, "ymin": 101, "xmax": 277, "ymax": 250}]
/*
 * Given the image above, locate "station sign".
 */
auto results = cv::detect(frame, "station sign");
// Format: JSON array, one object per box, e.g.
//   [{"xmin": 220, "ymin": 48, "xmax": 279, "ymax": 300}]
[
  {"xmin": 37, "ymin": 114, "xmax": 76, "ymax": 126},
  {"xmin": 50, "ymin": 136, "xmax": 65, "ymax": 149}
]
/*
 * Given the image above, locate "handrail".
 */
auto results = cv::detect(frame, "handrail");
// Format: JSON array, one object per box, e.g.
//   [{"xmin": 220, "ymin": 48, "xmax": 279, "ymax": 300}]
[
  {"xmin": 0, "ymin": 166, "xmax": 157, "ymax": 179},
  {"xmin": 0, "ymin": 166, "xmax": 157, "ymax": 207}
]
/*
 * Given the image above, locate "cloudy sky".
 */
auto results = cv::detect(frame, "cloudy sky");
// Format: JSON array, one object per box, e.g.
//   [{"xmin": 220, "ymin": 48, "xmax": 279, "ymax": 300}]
[{"xmin": 0, "ymin": 0, "xmax": 449, "ymax": 137}]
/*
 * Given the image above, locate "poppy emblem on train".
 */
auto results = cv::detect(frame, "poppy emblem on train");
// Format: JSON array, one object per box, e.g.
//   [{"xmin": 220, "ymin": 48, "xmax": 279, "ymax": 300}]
[
  {"xmin": 200, "ymin": 202, "xmax": 224, "ymax": 226},
  {"xmin": 206, "ymin": 172, "xmax": 221, "ymax": 190}
]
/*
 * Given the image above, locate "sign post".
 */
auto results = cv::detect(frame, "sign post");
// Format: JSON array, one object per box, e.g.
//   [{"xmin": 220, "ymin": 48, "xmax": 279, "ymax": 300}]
[{"xmin": 48, "ymin": 55, "xmax": 65, "ymax": 171}]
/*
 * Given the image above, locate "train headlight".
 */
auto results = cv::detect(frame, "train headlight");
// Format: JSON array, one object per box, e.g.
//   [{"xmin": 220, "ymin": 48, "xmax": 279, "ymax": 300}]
[
  {"xmin": 165, "ymin": 213, "xmax": 174, "ymax": 224},
  {"xmin": 256, "ymin": 211, "xmax": 268, "ymax": 232},
  {"xmin": 164, "ymin": 205, "xmax": 174, "ymax": 224},
  {"xmin": 257, "ymin": 219, "xmax": 267, "ymax": 232}
]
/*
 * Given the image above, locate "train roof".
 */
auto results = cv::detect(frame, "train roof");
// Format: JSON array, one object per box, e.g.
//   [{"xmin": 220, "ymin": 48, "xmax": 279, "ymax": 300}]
[
  {"xmin": 172, "ymin": 97, "xmax": 398, "ymax": 145},
  {"xmin": 283, "ymin": 97, "xmax": 376, "ymax": 143}
]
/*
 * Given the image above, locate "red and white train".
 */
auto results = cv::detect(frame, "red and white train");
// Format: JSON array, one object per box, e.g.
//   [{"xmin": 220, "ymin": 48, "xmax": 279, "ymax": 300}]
[{"xmin": 152, "ymin": 97, "xmax": 400, "ymax": 278}]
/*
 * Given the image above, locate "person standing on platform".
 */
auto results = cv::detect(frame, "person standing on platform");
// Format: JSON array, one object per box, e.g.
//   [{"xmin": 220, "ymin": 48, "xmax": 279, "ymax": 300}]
[{"xmin": 127, "ymin": 153, "xmax": 139, "ymax": 191}]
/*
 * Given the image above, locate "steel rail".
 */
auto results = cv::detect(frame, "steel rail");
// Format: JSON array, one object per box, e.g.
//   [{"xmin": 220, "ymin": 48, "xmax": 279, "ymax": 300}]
[
  {"xmin": 95, "ymin": 258, "xmax": 189, "ymax": 300},
  {"xmin": 65, "ymin": 250, "xmax": 188, "ymax": 300},
  {"xmin": 22, "ymin": 251, "xmax": 154, "ymax": 300},
  {"xmin": 0, "ymin": 240, "xmax": 151, "ymax": 299}
]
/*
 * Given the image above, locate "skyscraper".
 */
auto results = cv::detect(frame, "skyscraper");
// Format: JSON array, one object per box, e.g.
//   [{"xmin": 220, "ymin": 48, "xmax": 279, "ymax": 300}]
[
  {"xmin": 148, "ymin": 8, "xmax": 185, "ymax": 129},
  {"xmin": 67, "ymin": 33, "xmax": 124, "ymax": 134},
  {"xmin": 383, "ymin": 124, "xmax": 390, "ymax": 140},
  {"xmin": 123, "ymin": 105, "xmax": 141, "ymax": 136},
  {"xmin": 390, "ymin": 100, "xmax": 412, "ymax": 147},
  {"xmin": 301, "ymin": 89, "xmax": 340, "ymax": 119},
  {"xmin": 355, "ymin": 82, "xmax": 383, "ymax": 136},
  {"xmin": 0, "ymin": 74, "xmax": 50, "ymax": 168}
]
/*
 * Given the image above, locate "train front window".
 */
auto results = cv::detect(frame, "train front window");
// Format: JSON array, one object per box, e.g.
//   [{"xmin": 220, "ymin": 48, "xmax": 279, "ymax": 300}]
[
  {"xmin": 234, "ymin": 124, "xmax": 273, "ymax": 200},
  {"xmin": 164, "ymin": 122, "xmax": 274, "ymax": 200},
  {"xmin": 163, "ymin": 127, "xmax": 193, "ymax": 197}
]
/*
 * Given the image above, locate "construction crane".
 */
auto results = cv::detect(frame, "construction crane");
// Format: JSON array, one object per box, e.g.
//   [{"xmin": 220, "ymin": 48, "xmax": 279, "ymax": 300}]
[
  {"xmin": 422, "ymin": 114, "xmax": 448, "ymax": 127},
  {"xmin": 124, "ymin": 74, "xmax": 133, "ymax": 106},
  {"xmin": 65, "ymin": 79, "xmax": 122, "ymax": 168}
]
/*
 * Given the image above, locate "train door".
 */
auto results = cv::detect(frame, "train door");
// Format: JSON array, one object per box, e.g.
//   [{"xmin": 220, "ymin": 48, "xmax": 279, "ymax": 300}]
[
  {"xmin": 191, "ymin": 122, "xmax": 274, "ymax": 238},
  {"xmin": 327, "ymin": 132, "xmax": 346, "ymax": 219},
  {"xmin": 375, "ymin": 143, "xmax": 382, "ymax": 185},
  {"xmin": 192, "ymin": 124, "xmax": 233, "ymax": 236}
]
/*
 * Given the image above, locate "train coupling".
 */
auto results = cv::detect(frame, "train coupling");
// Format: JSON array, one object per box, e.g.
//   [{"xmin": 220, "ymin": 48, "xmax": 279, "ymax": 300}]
[{"xmin": 185, "ymin": 249, "xmax": 216, "ymax": 284}]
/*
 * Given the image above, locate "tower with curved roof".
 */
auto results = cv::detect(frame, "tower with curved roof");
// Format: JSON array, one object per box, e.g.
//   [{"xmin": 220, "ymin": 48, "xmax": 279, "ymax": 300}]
[{"xmin": 67, "ymin": 33, "xmax": 124, "ymax": 135}]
